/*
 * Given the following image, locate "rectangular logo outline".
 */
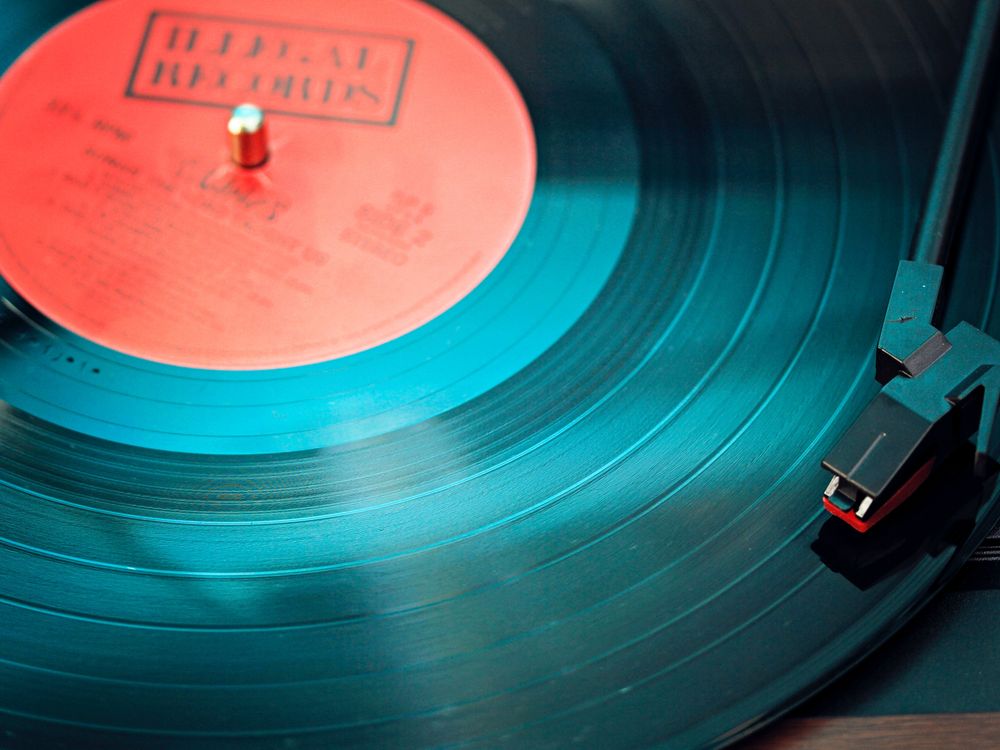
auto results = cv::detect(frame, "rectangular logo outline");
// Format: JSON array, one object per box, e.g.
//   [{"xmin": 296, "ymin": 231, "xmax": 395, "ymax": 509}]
[{"xmin": 125, "ymin": 10, "xmax": 416, "ymax": 127}]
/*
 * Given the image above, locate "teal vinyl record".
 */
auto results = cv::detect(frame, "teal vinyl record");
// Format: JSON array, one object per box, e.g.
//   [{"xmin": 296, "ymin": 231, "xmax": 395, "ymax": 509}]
[{"xmin": 0, "ymin": 0, "xmax": 998, "ymax": 748}]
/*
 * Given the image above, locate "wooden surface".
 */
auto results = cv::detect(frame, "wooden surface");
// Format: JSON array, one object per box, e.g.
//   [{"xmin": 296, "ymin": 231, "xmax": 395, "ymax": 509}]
[{"xmin": 739, "ymin": 713, "xmax": 1000, "ymax": 749}]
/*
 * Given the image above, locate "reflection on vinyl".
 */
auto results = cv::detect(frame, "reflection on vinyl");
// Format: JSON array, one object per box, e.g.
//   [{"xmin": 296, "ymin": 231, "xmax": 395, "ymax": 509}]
[{"xmin": 0, "ymin": 1, "xmax": 997, "ymax": 748}]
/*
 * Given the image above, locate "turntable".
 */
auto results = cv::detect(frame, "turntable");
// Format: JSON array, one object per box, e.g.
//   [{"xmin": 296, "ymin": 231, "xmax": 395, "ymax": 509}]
[{"xmin": 0, "ymin": 1, "xmax": 998, "ymax": 748}]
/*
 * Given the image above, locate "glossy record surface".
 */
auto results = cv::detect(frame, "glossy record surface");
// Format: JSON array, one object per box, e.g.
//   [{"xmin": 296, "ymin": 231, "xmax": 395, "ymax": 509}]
[{"xmin": 0, "ymin": 0, "xmax": 999, "ymax": 748}]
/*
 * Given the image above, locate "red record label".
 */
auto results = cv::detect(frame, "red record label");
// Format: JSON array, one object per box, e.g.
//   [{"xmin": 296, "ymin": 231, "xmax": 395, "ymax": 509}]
[{"xmin": 0, "ymin": 0, "xmax": 536, "ymax": 369}]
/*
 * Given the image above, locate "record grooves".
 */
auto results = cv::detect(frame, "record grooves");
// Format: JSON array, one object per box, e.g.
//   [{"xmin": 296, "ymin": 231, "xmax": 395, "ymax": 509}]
[{"xmin": 0, "ymin": 1, "xmax": 997, "ymax": 748}]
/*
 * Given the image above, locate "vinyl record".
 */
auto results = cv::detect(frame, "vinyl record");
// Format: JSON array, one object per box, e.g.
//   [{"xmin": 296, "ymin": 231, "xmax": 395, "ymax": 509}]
[{"xmin": 0, "ymin": 0, "xmax": 997, "ymax": 748}]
